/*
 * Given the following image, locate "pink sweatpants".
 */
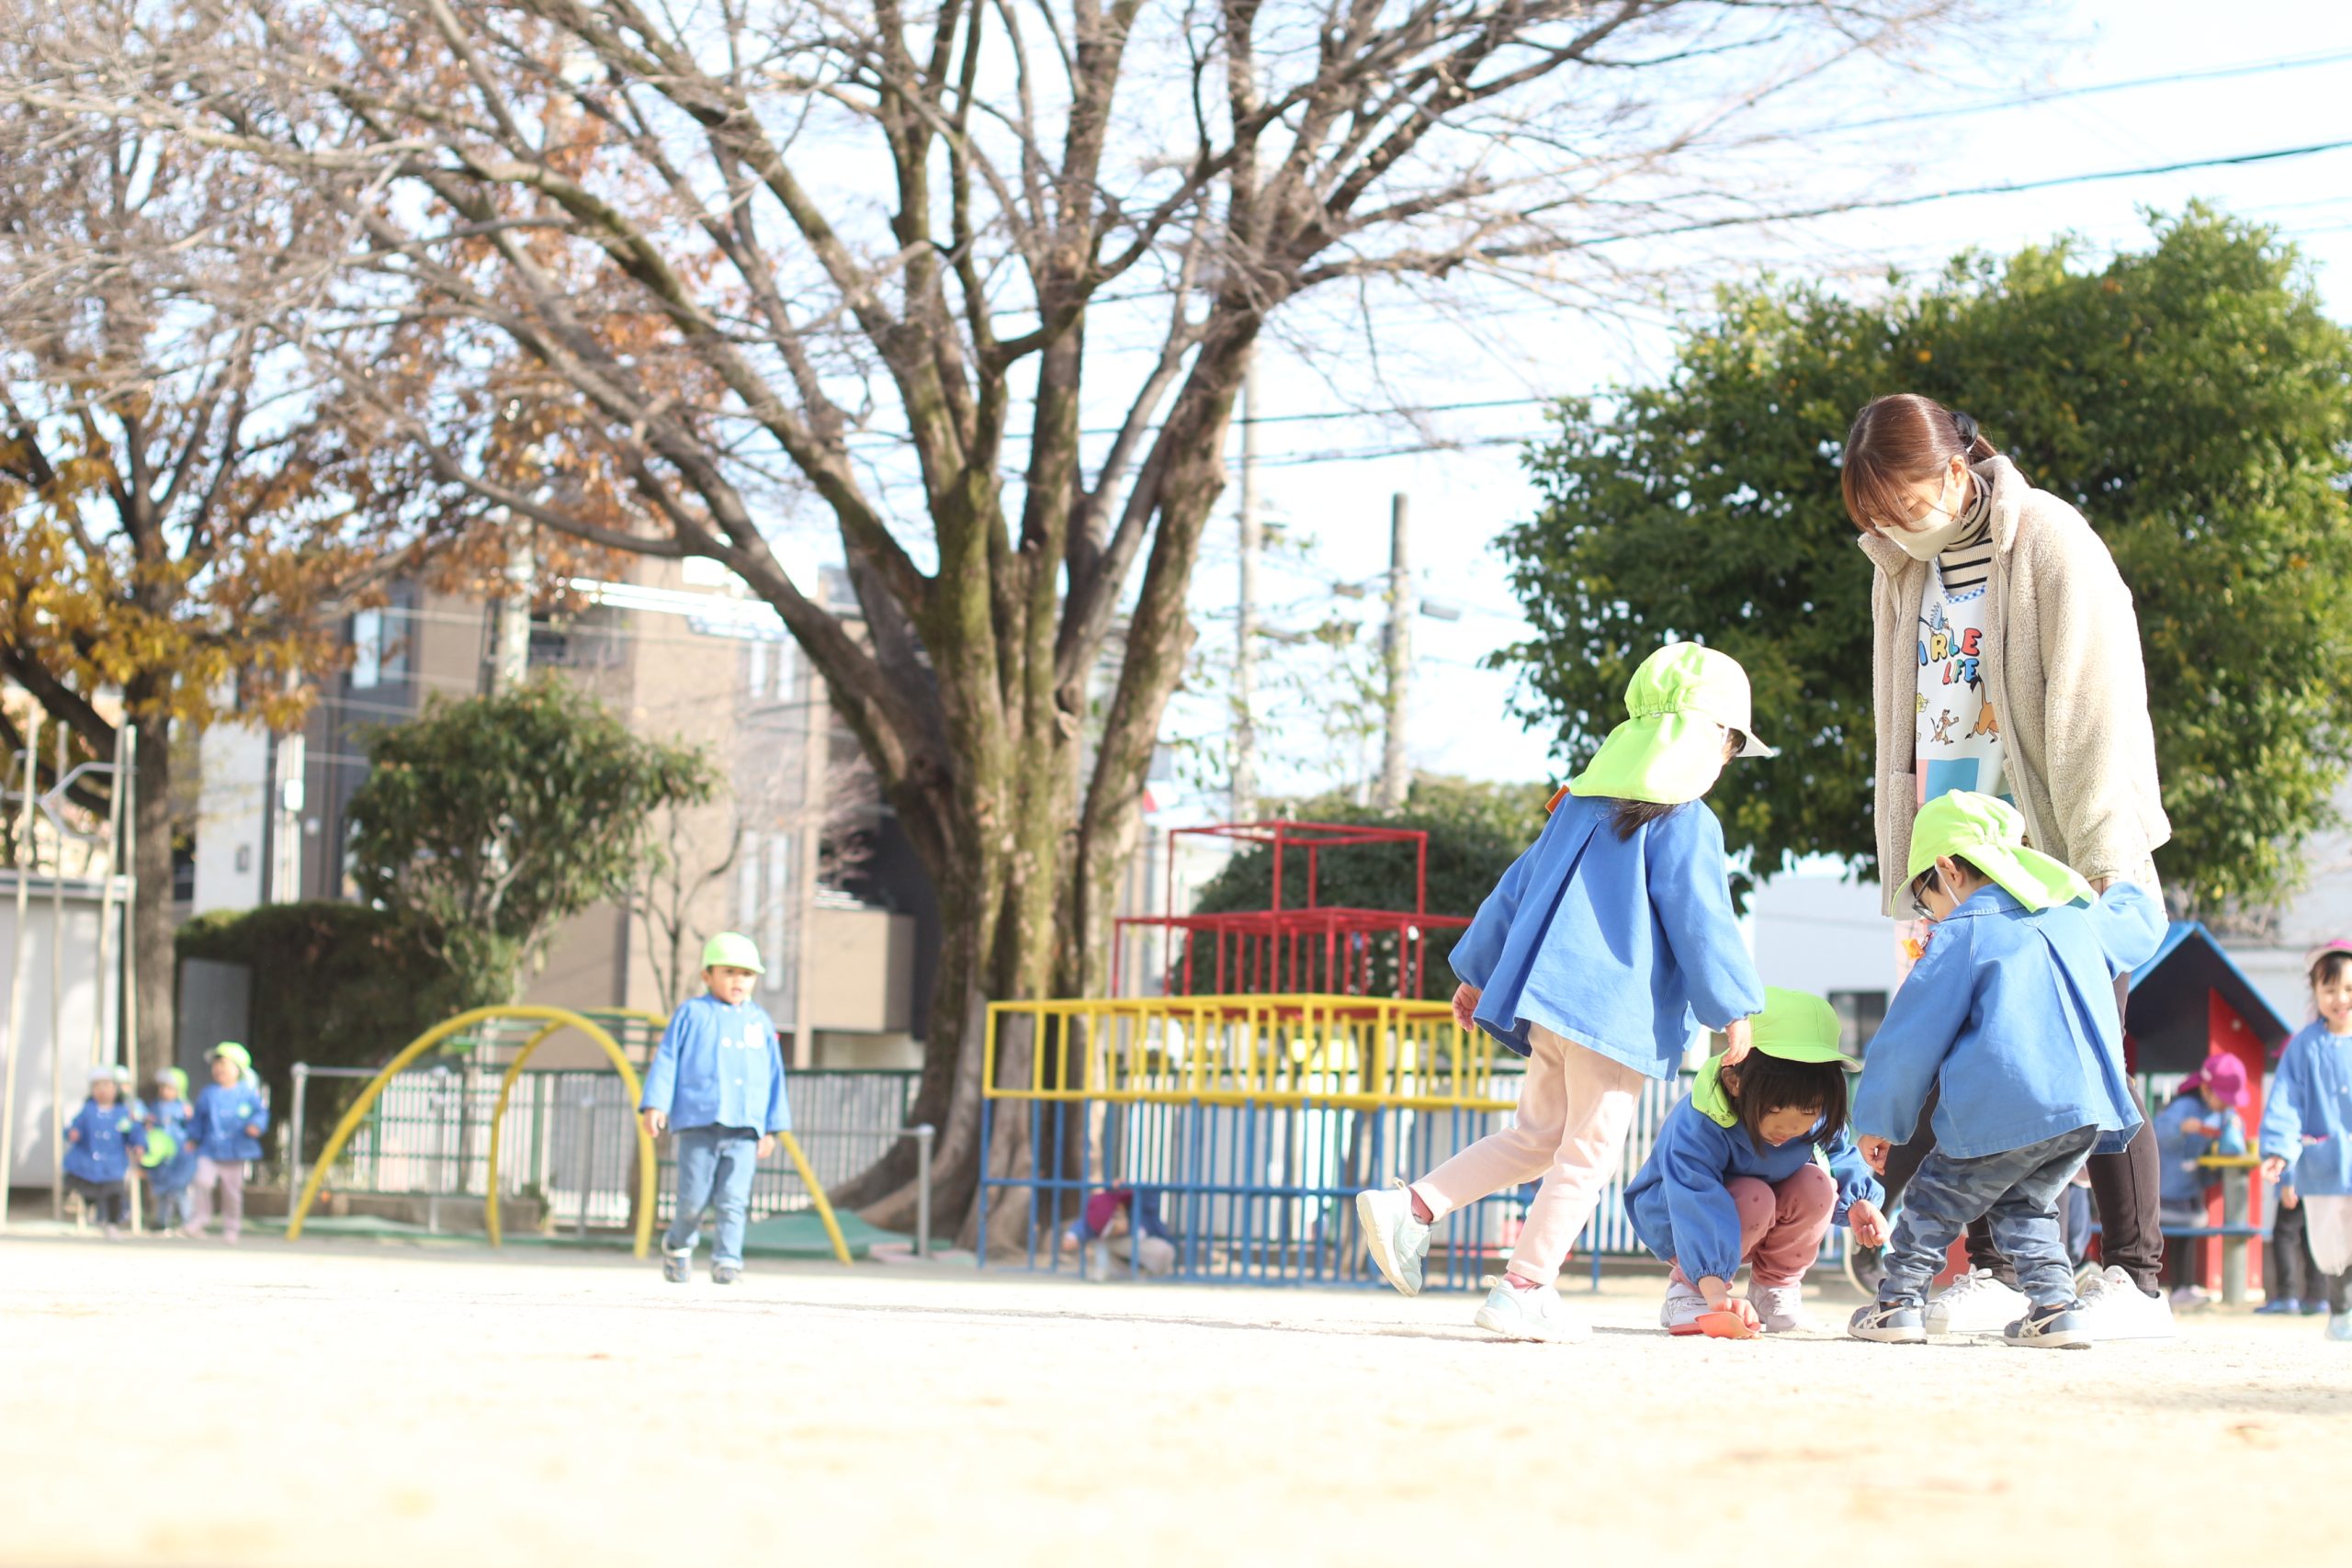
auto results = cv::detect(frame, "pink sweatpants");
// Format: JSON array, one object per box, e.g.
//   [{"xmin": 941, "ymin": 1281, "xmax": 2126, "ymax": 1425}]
[
  {"xmin": 1411, "ymin": 1024, "xmax": 1645, "ymax": 1287},
  {"xmin": 189, "ymin": 1157, "xmax": 245, "ymax": 1242},
  {"xmin": 1668, "ymin": 1164, "xmax": 1838, "ymax": 1289}
]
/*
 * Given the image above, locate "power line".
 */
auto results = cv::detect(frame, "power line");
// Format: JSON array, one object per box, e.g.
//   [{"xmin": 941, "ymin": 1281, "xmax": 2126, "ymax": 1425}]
[{"xmin": 1797, "ymin": 46, "xmax": 2352, "ymax": 139}]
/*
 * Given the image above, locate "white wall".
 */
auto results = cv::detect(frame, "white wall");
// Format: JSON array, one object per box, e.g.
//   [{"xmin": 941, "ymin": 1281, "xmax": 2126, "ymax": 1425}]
[
  {"xmin": 0, "ymin": 880, "xmax": 124, "ymax": 1188},
  {"xmin": 1748, "ymin": 868, "xmax": 1898, "ymax": 999},
  {"xmin": 193, "ymin": 721, "xmax": 270, "ymax": 915}
]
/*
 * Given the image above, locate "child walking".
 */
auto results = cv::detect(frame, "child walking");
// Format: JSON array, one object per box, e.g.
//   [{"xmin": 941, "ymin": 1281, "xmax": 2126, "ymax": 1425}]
[
  {"xmin": 2258, "ymin": 941, "xmax": 2352, "ymax": 1341},
  {"xmin": 1849, "ymin": 792, "xmax": 2164, "ymax": 1348},
  {"xmin": 141, "ymin": 1067, "xmax": 200, "ymax": 1236},
  {"xmin": 2154, "ymin": 1054, "xmax": 2248, "ymax": 1305},
  {"xmin": 187, "ymin": 1043, "xmax": 269, "ymax": 1244},
  {"xmin": 1355, "ymin": 643, "xmax": 1772, "ymax": 1342},
  {"xmin": 1624, "ymin": 988, "xmax": 1887, "ymax": 1335},
  {"xmin": 639, "ymin": 932, "xmax": 789, "ymax": 1285},
  {"xmin": 62, "ymin": 1064, "xmax": 146, "ymax": 1237}
]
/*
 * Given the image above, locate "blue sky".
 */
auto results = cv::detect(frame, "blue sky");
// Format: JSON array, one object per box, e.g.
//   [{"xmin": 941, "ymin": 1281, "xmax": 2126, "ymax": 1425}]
[{"xmin": 1173, "ymin": 0, "xmax": 2352, "ymax": 810}]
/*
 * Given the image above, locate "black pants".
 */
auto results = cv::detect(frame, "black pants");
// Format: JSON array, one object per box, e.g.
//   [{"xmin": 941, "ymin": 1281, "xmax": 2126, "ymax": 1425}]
[
  {"xmin": 2267, "ymin": 1199, "xmax": 2352, "ymax": 1312},
  {"xmin": 64, "ymin": 1175, "xmax": 127, "ymax": 1226},
  {"xmin": 1879, "ymin": 1093, "xmax": 2164, "ymax": 1294}
]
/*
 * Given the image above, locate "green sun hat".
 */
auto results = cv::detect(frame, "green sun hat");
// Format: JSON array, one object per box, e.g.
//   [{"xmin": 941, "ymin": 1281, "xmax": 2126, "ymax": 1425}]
[
  {"xmin": 1907, "ymin": 790, "xmax": 2091, "ymax": 912},
  {"xmin": 1567, "ymin": 643, "xmax": 1777, "ymax": 807},
  {"xmin": 141, "ymin": 1126, "xmax": 179, "ymax": 1169},
  {"xmin": 701, "ymin": 931, "xmax": 766, "ymax": 975},
  {"xmin": 155, "ymin": 1066, "xmax": 188, "ymax": 1099},
  {"xmin": 1690, "ymin": 987, "xmax": 1860, "ymax": 1126},
  {"xmin": 208, "ymin": 1041, "xmax": 252, "ymax": 1070}
]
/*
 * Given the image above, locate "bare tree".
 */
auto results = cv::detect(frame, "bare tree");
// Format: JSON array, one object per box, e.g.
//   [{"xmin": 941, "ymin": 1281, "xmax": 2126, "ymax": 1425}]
[{"xmin": 5, "ymin": 0, "xmax": 2001, "ymax": 1228}]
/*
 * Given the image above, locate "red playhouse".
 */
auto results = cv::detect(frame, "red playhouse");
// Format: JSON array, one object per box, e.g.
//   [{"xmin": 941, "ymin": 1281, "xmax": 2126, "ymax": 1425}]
[
  {"xmin": 1112, "ymin": 820, "xmax": 1470, "ymax": 1000},
  {"xmin": 2123, "ymin": 921, "xmax": 2295, "ymax": 1303}
]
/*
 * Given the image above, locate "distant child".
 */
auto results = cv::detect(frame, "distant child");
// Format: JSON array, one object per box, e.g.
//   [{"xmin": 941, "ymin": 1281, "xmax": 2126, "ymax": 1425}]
[
  {"xmin": 2155, "ymin": 1054, "xmax": 2248, "ymax": 1305},
  {"xmin": 1849, "ymin": 793, "xmax": 2164, "ymax": 1348},
  {"xmin": 62, "ymin": 1064, "xmax": 146, "ymax": 1237},
  {"xmin": 142, "ymin": 1067, "xmax": 199, "ymax": 1237},
  {"xmin": 1625, "ymin": 988, "xmax": 1888, "ymax": 1335},
  {"xmin": 187, "ymin": 1043, "xmax": 269, "ymax": 1244},
  {"xmin": 2258, "ymin": 940, "xmax": 2352, "ymax": 1342},
  {"xmin": 639, "ymin": 932, "xmax": 789, "ymax": 1285},
  {"xmin": 1059, "ymin": 1187, "xmax": 1177, "ymax": 1280},
  {"xmin": 1355, "ymin": 644, "xmax": 1771, "ymax": 1342}
]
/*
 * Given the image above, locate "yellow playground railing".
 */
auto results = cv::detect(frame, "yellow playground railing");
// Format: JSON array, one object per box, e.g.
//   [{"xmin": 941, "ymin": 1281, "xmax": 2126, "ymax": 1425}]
[{"xmin": 981, "ymin": 993, "xmax": 1516, "ymax": 1111}]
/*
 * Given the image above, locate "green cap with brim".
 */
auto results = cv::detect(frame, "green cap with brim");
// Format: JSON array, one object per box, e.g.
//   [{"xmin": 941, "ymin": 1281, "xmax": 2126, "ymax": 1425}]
[
  {"xmin": 208, "ymin": 1042, "xmax": 252, "ymax": 1070},
  {"xmin": 1690, "ymin": 987, "xmax": 1859, "ymax": 1127},
  {"xmin": 1568, "ymin": 643, "xmax": 1776, "ymax": 807},
  {"xmin": 1907, "ymin": 790, "xmax": 2091, "ymax": 913},
  {"xmin": 700, "ymin": 931, "xmax": 766, "ymax": 975}
]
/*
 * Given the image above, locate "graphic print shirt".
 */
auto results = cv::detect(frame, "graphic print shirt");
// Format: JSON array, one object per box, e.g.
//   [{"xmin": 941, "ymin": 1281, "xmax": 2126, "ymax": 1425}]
[{"xmin": 1913, "ymin": 482, "xmax": 2007, "ymax": 806}]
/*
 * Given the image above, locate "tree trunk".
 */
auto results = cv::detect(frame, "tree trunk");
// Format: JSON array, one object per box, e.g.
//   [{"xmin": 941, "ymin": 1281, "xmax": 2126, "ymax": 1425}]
[{"xmin": 130, "ymin": 716, "xmax": 175, "ymax": 1082}]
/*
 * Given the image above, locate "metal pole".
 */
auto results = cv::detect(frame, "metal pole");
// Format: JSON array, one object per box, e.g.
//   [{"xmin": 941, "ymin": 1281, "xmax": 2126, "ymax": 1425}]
[
  {"xmin": 288, "ymin": 1063, "xmax": 309, "ymax": 1201},
  {"xmin": 47, "ymin": 723, "xmax": 64, "ymax": 1220},
  {"xmin": 116, "ymin": 727, "xmax": 139, "ymax": 1233},
  {"xmin": 791, "ymin": 661, "xmax": 824, "ymax": 1071},
  {"xmin": 1232, "ymin": 350, "xmax": 1261, "ymax": 823},
  {"xmin": 1377, "ymin": 491, "xmax": 1412, "ymax": 810},
  {"xmin": 1, "ymin": 711, "xmax": 41, "ymax": 1227},
  {"xmin": 573, "ymin": 1086, "xmax": 597, "ymax": 1238},
  {"xmin": 915, "ymin": 1122, "xmax": 934, "ymax": 1260}
]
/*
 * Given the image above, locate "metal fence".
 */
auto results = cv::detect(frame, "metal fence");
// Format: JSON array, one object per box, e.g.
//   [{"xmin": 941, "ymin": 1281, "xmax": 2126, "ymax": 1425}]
[{"xmin": 290, "ymin": 1062, "xmax": 923, "ymax": 1237}]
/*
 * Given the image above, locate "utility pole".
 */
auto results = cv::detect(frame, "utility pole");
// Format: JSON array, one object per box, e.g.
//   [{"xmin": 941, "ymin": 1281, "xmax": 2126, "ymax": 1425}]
[
  {"xmin": 792, "ymin": 657, "xmax": 824, "ymax": 1072},
  {"xmin": 491, "ymin": 511, "xmax": 533, "ymax": 695},
  {"xmin": 1377, "ymin": 491, "xmax": 1411, "ymax": 810},
  {"xmin": 1231, "ymin": 350, "xmax": 1261, "ymax": 824}
]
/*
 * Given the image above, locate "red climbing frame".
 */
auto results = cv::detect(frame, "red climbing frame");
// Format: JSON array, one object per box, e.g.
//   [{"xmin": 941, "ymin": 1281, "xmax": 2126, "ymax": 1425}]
[{"xmin": 1113, "ymin": 820, "xmax": 1470, "ymax": 1000}]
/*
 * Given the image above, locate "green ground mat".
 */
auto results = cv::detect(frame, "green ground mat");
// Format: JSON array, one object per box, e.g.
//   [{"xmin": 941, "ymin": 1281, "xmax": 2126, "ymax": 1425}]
[{"xmin": 251, "ymin": 1208, "xmax": 899, "ymax": 1259}]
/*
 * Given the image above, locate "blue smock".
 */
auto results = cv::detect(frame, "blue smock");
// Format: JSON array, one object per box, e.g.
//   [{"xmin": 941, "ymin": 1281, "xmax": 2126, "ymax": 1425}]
[
  {"xmin": 1447, "ymin": 793, "xmax": 1764, "ymax": 1080},
  {"xmin": 1854, "ymin": 884, "xmax": 2165, "ymax": 1159},
  {"xmin": 639, "ymin": 993, "xmax": 791, "ymax": 1134},
  {"xmin": 62, "ymin": 1098, "xmax": 147, "ymax": 1183},
  {"xmin": 1623, "ymin": 1089, "xmax": 1882, "ymax": 1285},
  {"xmin": 2259, "ymin": 1024, "xmax": 2352, "ymax": 1198},
  {"xmin": 188, "ymin": 1080, "xmax": 269, "ymax": 1162}
]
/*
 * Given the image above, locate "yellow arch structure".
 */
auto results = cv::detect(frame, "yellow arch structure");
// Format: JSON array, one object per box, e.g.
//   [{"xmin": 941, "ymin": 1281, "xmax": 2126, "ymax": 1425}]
[
  {"xmin": 286, "ymin": 1004, "xmax": 854, "ymax": 1267},
  {"xmin": 286, "ymin": 1006, "xmax": 659, "ymax": 1258}
]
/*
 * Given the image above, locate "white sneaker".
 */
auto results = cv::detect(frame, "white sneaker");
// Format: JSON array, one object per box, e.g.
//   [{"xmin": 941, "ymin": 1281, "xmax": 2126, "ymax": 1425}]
[
  {"xmin": 1660, "ymin": 1281, "xmax": 1711, "ymax": 1334},
  {"xmin": 2073, "ymin": 1261, "xmax": 2107, "ymax": 1299},
  {"xmin": 1355, "ymin": 1182, "xmax": 1432, "ymax": 1296},
  {"xmin": 1752, "ymin": 1282, "xmax": 1814, "ymax": 1334},
  {"xmin": 2081, "ymin": 1265, "xmax": 2177, "ymax": 1341},
  {"xmin": 1474, "ymin": 1280, "xmax": 1590, "ymax": 1344},
  {"xmin": 1923, "ymin": 1268, "xmax": 2030, "ymax": 1335}
]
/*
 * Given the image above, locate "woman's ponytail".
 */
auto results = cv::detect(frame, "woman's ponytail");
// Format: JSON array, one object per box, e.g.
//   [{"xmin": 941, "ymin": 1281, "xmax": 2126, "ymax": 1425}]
[{"xmin": 1950, "ymin": 410, "xmax": 1997, "ymax": 462}]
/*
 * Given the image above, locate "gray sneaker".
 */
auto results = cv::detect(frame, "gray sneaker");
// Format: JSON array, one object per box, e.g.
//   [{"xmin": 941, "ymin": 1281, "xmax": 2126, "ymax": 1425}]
[
  {"xmin": 2004, "ymin": 1301, "xmax": 2093, "ymax": 1349},
  {"xmin": 1473, "ymin": 1281, "xmax": 1590, "ymax": 1343},
  {"xmin": 712, "ymin": 1263, "xmax": 741, "ymax": 1285},
  {"xmin": 1356, "ymin": 1183, "xmax": 1432, "ymax": 1296},
  {"xmin": 1752, "ymin": 1282, "xmax": 1813, "ymax": 1334},
  {"xmin": 662, "ymin": 1251, "xmax": 691, "ymax": 1284},
  {"xmin": 1849, "ymin": 1299, "xmax": 1928, "ymax": 1344}
]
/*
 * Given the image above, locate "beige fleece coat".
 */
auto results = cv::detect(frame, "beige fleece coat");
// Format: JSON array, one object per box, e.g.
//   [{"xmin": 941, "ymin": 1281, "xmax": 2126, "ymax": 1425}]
[{"xmin": 1860, "ymin": 454, "xmax": 2170, "ymax": 917}]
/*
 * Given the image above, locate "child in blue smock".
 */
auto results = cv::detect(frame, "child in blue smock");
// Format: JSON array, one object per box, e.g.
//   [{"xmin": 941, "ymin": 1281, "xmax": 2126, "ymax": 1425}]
[
  {"xmin": 639, "ymin": 931, "xmax": 790, "ymax": 1285},
  {"xmin": 1356, "ymin": 643, "xmax": 1772, "ymax": 1343},
  {"xmin": 188, "ymin": 1042, "xmax": 269, "ymax": 1243},
  {"xmin": 2259, "ymin": 941, "xmax": 2352, "ymax": 1341},
  {"xmin": 2259, "ymin": 942, "xmax": 2351, "ymax": 1317},
  {"xmin": 62, "ymin": 1064, "xmax": 146, "ymax": 1236},
  {"xmin": 2155, "ymin": 1053, "xmax": 2248, "ymax": 1304},
  {"xmin": 142, "ymin": 1066, "xmax": 200, "ymax": 1236},
  {"xmin": 1849, "ymin": 792, "xmax": 2165, "ymax": 1348},
  {"xmin": 1626, "ymin": 988, "xmax": 1887, "ymax": 1335}
]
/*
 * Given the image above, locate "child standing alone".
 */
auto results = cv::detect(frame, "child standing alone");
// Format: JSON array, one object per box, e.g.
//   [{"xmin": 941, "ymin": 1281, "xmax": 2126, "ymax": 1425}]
[
  {"xmin": 639, "ymin": 932, "xmax": 790, "ymax": 1285},
  {"xmin": 62, "ymin": 1064, "xmax": 146, "ymax": 1237},
  {"xmin": 1355, "ymin": 644, "xmax": 1772, "ymax": 1342},
  {"xmin": 2258, "ymin": 942, "xmax": 2352, "ymax": 1341},
  {"xmin": 1624, "ymin": 988, "xmax": 1888, "ymax": 1335},
  {"xmin": 1849, "ymin": 793, "xmax": 2164, "ymax": 1348},
  {"xmin": 187, "ymin": 1043, "xmax": 268, "ymax": 1244}
]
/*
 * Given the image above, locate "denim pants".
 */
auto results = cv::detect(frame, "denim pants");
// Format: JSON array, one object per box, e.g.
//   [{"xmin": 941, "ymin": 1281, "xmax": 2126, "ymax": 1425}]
[
  {"xmin": 663, "ymin": 1126, "xmax": 760, "ymax": 1268},
  {"xmin": 1881, "ymin": 1126, "xmax": 2100, "ymax": 1310},
  {"xmin": 152, "ymin": 1183, "xmax": 195, "ymax": 1231}
]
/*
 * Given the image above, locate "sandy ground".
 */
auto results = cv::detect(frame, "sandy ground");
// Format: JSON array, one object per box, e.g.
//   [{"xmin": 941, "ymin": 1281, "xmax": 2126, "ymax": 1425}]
[{"xmin": 3, "ymin": 1230, "xmax": 2347, "ymax": 1567}]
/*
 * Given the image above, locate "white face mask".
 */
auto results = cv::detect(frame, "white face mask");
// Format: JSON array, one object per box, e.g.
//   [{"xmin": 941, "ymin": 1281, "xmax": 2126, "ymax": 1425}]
[{"xmin": 1887, "ymin": 468, "xmax": 1969, "ymax": 560}]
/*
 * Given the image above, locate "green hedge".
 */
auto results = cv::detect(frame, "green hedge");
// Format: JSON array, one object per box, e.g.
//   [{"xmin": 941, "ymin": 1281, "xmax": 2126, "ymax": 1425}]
[{"xmin": 175, "ymin": 902, "xmax": 481, "ymax": 1160}]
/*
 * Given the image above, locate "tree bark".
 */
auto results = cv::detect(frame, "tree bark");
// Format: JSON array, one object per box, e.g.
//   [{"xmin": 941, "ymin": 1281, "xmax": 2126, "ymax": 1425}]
[{"xmin": 130, "ymin": 716, "xmax": 175, "ymax": 1082}]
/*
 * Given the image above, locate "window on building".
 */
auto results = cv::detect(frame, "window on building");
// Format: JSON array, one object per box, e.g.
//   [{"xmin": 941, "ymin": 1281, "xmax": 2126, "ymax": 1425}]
[
  {"xmin": 350, "ymin": 608, "xmax": 384, "ymax": 689},
  {"xmin": 1829, "ymin": 990, "xmax": 1889, "ymax": 1057}
]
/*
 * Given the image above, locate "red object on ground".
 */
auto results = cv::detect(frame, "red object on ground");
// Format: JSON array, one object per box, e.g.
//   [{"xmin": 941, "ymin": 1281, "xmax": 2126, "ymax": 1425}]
[{"xmin": 1694, "ymin": 1307, "xmax": 1761, "ymax": 1340}]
